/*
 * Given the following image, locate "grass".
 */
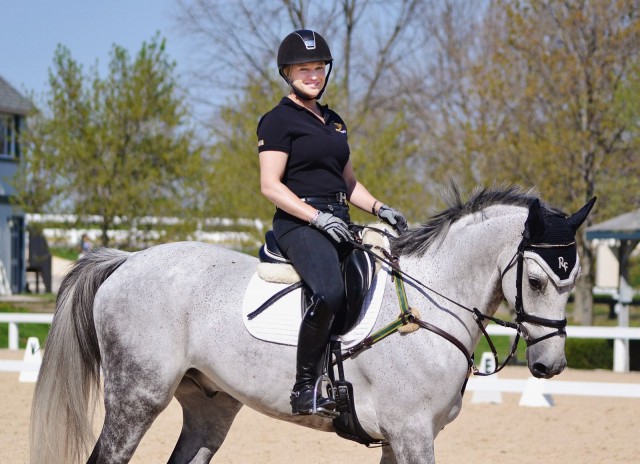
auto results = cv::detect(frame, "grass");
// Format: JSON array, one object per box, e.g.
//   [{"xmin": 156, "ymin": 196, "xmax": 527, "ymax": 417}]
[
  {"xmin": 49, "ymin": 246, "xmax": 79, "ymax": 261},
  {"xmin": 474, "ymin": 333, "xmax": 527, "ymax": 367}
]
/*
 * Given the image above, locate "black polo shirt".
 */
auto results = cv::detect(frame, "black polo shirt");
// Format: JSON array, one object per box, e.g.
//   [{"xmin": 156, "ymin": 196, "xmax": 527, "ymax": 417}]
[{"xmin": 257, "ymin": 97, "xmax": 350, "ymax": 197}]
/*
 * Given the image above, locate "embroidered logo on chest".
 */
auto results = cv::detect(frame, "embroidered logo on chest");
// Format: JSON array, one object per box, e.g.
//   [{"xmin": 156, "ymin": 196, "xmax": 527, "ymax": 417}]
[{"xmin": 334, "ymin": 123, "xmax": 346, "ymax": 134}]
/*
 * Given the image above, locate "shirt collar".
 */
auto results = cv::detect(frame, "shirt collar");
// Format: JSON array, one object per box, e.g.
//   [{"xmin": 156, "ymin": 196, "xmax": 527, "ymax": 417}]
[{"xmin": 280, "ymin": 96, "xmax": 328, "ymax": 114}]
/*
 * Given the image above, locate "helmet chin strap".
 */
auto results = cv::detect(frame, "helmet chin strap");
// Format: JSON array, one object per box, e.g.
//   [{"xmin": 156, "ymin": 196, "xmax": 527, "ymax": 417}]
[
  {"xmin": 288, "ymin": 82, "xmax": 316, "ymax": 101},
  {"xmin": 280, "ymin": 62, "xmax": 333, "ymax": 101}
]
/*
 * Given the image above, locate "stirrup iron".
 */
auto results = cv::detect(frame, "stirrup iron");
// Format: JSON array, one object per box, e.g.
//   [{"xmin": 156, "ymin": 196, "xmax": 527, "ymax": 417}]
[{"xmin": 312, "ymin": 375, "xmax": 339, "ymax": 418}]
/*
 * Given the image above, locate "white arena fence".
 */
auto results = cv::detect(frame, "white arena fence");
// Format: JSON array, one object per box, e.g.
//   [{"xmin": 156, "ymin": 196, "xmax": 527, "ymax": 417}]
[
  {"xmin": 26, "ymin": 213, "xmax": 265, "ymax": 248},
  {"xmin": 1, "ymin": 315, "xmax": 640, "ymax": 399},
  {"xmin": 467, "ymin": 377, "xmax": 640, "ymax": 399},
  {"xmin": 0, "ymin": 313, "xmax": 54, "ymax": 350}
]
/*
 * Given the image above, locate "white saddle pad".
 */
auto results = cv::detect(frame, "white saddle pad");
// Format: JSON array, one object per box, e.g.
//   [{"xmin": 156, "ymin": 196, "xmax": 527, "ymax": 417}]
[{"xmin": 242, "ymin": 263, "xmax": 389, "ymax": 350}]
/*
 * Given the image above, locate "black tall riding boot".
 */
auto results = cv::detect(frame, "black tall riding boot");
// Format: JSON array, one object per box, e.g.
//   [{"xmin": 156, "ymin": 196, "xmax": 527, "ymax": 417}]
[{"xmin": 290, "ymin": 295, "xmax": 337, "ymax": 415}]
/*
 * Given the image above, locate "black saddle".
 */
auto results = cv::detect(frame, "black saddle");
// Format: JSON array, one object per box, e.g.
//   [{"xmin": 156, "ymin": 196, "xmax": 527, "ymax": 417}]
[{"xmin": 258, "ymin": 230, "xmax": 376, "ymax": 335}]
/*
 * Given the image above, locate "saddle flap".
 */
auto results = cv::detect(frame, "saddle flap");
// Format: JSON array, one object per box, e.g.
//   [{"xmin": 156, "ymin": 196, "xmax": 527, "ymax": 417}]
[{"xmin": 335, "ymin": 248, "xmax": 376, "ymax": 335}]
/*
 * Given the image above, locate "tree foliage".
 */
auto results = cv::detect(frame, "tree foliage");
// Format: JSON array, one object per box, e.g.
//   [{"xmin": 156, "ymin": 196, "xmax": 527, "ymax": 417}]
[
  {"xmin": 470, "ymin": 1, "xmax": 640, "ymax": 213},
  {"xmin": 13, "ymin": 35, "xmax": 204, "ymax": 247},
  {"xmin": 12, "ymin": 113, "xmax": 62, "ymax": 213},
  {"xmin": 204, "ymin": 82, "xmax": 281, "ymax": 224}
]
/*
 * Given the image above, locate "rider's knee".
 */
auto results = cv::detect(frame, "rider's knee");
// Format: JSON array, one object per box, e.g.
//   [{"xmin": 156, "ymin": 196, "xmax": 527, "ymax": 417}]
[
  {"xmin": 304, "ymin": 293, "xmax": 339, "ymax": 328},
  {"xmin": 315, "ymin": 287, "xmax": 344, "ymax": 315}
]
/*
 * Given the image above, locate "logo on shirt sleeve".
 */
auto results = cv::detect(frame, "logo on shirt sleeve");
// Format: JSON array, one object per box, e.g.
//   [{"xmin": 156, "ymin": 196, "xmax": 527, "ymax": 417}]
[{"xmin": 258, "ymin": 139, "xmax": 265, "ymax": 147}]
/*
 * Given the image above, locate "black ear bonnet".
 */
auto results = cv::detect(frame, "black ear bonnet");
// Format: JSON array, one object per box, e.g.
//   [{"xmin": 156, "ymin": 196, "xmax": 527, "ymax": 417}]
[{"xmin": 522, "ymin": 197, "xmax": 596, "ymax": 287}]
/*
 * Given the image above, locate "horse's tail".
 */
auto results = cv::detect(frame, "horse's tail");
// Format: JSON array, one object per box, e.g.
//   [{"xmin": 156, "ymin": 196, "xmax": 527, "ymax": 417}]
[{"xmin": 30, "ymin": 248, "xmax": 131, "ymax": 464}]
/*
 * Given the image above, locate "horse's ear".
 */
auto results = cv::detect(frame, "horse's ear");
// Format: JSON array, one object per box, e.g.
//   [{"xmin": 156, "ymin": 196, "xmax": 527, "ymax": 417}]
[
  {"xmin": 524, "ymin": 199, "xmax": 545, "ymax": 241},
  {"xmin": 567, "ymin": 196, "xmax": 597, "ymax": 233}
]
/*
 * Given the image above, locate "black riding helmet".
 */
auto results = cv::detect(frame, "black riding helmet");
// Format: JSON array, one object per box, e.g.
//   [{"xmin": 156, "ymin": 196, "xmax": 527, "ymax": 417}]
[{"xmin": 277, "ymin": 30, "xmax": 333, "ymax": 100}]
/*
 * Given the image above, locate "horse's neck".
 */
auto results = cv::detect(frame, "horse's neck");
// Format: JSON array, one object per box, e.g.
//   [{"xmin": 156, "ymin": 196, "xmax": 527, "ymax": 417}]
[{"xmin": 394, "ymin": 206, "xmax": 527, "ymax": 348}]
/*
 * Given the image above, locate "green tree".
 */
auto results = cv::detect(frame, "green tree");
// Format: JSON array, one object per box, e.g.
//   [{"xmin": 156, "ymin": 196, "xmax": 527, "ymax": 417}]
[
  {"xmin": 12, "ymin": 111, "xmax": 62, "ymax": 213},
  {"xmin": 13, "ymin": 36, "xmax": 205, "ymax": 247},
  {"xmin": 348, "ymin": 111, "xmax": 423, "ymax": 224},
  {"xmin": 204, "ymin": 82, "xmax": 281, "ymax": 224}
]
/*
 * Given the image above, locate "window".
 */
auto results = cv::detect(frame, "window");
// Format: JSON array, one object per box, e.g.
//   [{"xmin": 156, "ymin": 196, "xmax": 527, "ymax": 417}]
[{"xmin": 0, "ymin": 113, "xmax": 20, "ymax": 158}]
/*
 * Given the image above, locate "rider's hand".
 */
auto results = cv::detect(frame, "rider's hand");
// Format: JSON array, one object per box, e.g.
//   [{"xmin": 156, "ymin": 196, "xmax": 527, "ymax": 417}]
[
  {"xmin": 377, "ymin": 205, "xmax": 408, "ymax": 232},
  {"xmin": 310, "ymin": 211, "xmax": 354, "ymax": 244}
]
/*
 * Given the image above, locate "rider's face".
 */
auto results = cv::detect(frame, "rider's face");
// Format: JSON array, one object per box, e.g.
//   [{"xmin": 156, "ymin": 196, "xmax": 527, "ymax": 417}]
[{"xmin": 289, "ymin": 61, "xmax": 326, "ymax": 98}]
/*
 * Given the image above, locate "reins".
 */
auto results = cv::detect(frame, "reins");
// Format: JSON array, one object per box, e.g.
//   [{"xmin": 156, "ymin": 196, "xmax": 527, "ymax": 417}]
[
  {"xmin": 342, "ymin": 225, "xmax": 567, "ymax": 382},
  {"xmin": 342, "ymin": 238, "xmax": 516, "ymax": 380}
]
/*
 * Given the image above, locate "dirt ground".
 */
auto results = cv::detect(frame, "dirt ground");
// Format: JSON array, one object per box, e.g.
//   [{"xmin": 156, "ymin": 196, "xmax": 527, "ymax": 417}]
[{"xmin": 2, "ymin": 349, "xmax": 639, "ymax": 464}]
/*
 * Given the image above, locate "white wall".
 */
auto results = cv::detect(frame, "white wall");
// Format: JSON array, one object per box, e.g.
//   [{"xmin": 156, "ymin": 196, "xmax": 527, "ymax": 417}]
[{"xmin": 595, "ymin": 240, "xmax": 620, "ymax": 289}]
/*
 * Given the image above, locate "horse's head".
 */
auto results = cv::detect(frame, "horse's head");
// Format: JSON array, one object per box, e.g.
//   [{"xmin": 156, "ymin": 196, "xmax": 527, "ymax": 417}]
[{"xmin": 501, "ymin": 197, "xmax": 596, "ymax": 379}]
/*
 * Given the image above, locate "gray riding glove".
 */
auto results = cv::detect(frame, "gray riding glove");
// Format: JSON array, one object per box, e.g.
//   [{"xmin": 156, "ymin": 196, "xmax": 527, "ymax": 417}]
[
  {"xmin": 310, "ymin": 211, "xmax": 354, "ymax": 244},
  {"xmin": 377, "ymin": 205, "xmax": 408, "ymax": 232}
]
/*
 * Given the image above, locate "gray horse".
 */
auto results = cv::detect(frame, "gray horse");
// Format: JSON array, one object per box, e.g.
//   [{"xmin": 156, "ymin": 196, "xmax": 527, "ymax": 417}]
[{"xmin": 30, "ymin": 186, "xmax": 595, "ymax": 464}]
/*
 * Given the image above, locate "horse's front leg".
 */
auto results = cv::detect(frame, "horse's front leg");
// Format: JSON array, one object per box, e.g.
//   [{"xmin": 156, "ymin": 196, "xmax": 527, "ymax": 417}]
[
  {"xmin": 376, "ymin": 404, "xmax": 439, "ymax": 464},
  {"xmin": 380, "ymin": 421, "xmax": 436, "ymax": 464},
  {"xmin": 380, "ymin": 445, "xmax": 399, "ymax": 464},
  {"xmin": 383, "ymin": 427, "xmax": 436, "ymax": 464}
]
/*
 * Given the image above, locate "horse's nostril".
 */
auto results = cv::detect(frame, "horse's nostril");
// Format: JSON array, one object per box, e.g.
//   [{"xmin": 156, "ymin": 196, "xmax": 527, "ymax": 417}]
[{"xmin": 532, "ymin": 363, "xmax": 551, "ymax": 379}]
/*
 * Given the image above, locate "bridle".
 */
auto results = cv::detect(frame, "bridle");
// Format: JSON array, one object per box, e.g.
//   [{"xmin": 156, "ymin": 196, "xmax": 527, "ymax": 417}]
[
  {"xmin": 503, "ymin": 234, "xmax": 570, "ymax": 347},
  {"xmin": 343, "ymin": 226, "xmax": 573, "ymax": 379}
]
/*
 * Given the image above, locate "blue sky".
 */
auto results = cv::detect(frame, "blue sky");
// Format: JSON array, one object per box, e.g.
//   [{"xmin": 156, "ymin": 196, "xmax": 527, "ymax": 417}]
[{"xmin": 2, "ymin": 0, "xmax": 188, "ymax": 98}]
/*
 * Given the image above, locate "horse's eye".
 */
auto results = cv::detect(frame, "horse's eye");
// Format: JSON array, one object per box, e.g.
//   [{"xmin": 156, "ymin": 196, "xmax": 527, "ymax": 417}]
[{"xmin": 528, "ymin": 277, "xmax": 543, "ymax": 291}]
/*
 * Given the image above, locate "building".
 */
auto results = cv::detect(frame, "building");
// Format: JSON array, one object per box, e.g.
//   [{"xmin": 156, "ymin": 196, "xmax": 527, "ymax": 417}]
[{"xmin": 0, "ymin": 74, "xmax": 32, "ymax": 293}]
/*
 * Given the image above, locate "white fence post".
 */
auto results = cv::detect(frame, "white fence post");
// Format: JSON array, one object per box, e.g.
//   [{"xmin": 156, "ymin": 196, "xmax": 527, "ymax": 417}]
[
  {"xmin": 613, "ymin": 302, "xmax": 630, "ymax": 372},
  {"xmin": 18, "ymin": 337, "xmax": 41, "ymax": 382},
  {"xmin": 1, "ymin": 313, "xmax": 55, "ymax": 350},
  {"xmin": 519, "ymin": 377, "xmax": 554, "ymax": 407},
  {"xmin": 9, "ymin": 322, "xmax": 18, "ymax": 350}
]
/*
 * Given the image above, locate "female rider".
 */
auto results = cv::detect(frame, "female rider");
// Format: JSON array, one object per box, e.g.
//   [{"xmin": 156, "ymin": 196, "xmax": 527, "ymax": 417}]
[{"xmin": 257, "ymin": 29, "xmax": 408, "ymax": 416}]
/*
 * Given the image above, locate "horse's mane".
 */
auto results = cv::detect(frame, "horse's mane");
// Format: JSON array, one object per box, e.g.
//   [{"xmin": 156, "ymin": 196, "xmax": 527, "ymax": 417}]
[{"xmin": 391, "ymin": 184, "xmax": 562, "ymax": 257}]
